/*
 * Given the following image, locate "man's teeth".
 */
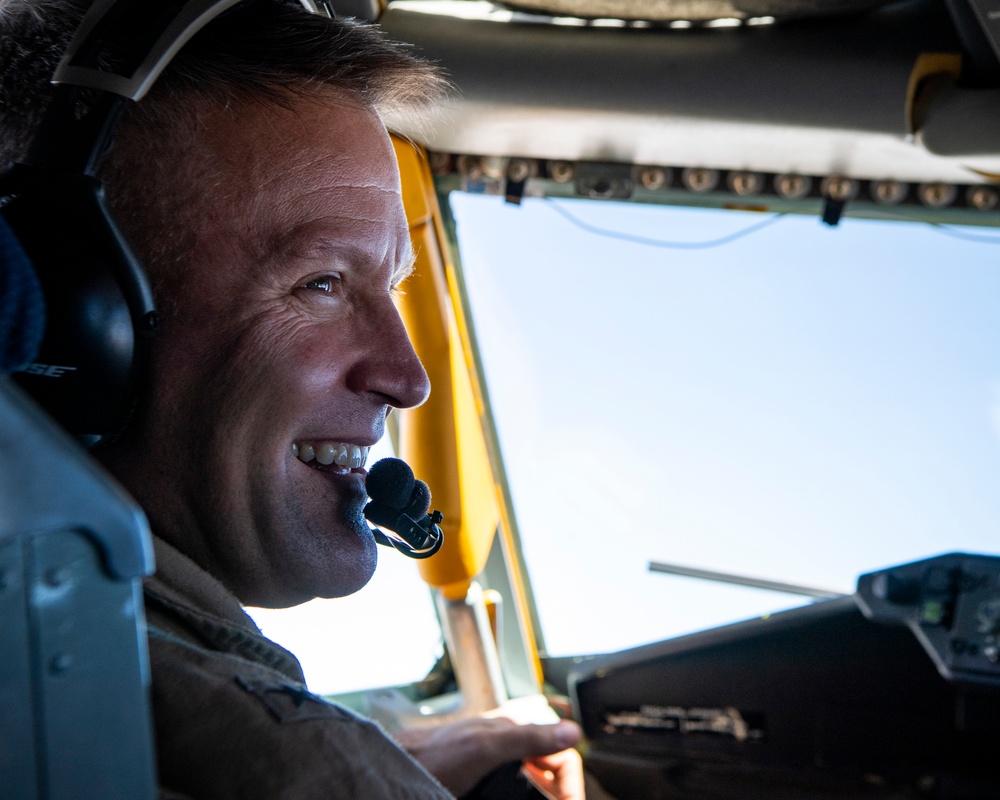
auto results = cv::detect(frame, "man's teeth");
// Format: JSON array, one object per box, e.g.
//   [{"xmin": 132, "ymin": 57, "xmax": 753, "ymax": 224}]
[{"xmin": 292, "ymin": 441, "xmax": 368, "ymax": 469}]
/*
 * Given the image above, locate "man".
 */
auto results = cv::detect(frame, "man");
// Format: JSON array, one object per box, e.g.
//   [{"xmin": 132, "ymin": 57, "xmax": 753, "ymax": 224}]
[{"xmin": 0, "ymin": 0, "xmax": 584, "ymax": 796}]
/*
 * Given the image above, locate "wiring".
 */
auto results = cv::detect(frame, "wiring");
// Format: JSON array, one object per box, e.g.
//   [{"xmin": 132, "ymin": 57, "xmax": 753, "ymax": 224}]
[
  {"xmin": 544, "ymin": 197, "xmax": 787, "ymax": 250},
  {"xmin": 921, "ymin": 223, "xmax": 1000, "ymax": 245},
  {"xmin": 544, "ymin": 197, "xmax": 1000, "ymax": 249},
  {"xmin": 860, "ymin": 207, "xmax": 1000, "ymax": 243}
]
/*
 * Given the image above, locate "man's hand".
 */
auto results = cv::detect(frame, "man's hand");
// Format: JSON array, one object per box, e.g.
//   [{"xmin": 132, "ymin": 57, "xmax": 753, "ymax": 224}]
[
  {"xmin": 520, "ymin": 743, "xmax": 585, "ymax": 800},
  {"xmin": 392, "ymin": 716, "xmax": 584, "ymax": 799}
]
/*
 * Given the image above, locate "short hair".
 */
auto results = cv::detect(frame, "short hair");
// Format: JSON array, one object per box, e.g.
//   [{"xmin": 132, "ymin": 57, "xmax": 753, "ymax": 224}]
[{"xmin": 0, "ymin": 0, "xmax": 446, "ymax": 288}]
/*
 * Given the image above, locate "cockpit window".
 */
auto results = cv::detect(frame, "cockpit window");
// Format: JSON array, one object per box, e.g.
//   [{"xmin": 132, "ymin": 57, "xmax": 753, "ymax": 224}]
[{"xmin": 450, "ymin": 191, "xmax": 1000, "ymax": 657}]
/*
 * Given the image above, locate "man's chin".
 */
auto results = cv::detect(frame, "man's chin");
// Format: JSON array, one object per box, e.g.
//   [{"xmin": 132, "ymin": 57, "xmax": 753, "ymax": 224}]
[
  {"xmin": 255, "ymin": 542, "xmax": 378, "ymax": 608},
  {"xmin": 249, "ymin": 481, "xmax": 379, "ymax": 605},
  {"xmin": 320, "ymin": 523, "xmax": 379, "ymax": 598},
  {"xmin": 297, "ymin": 517, "xmax": 379, "ymax": 603}
]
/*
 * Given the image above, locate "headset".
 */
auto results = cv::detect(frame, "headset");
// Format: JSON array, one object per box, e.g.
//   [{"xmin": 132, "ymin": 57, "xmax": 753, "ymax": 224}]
[
  {"xmin": 0, "ymin": 0, "xmax": 332, "ymax": 442},
  {"xmin": 0, "ymin": 0, "xmax": 443, "ymax": 558}
]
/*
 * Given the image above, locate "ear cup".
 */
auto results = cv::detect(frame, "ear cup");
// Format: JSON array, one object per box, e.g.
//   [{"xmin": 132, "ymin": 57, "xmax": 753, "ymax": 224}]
[
  {"xmin": 1, "ymin": 167, "xmax": 156, "ymax": 438},
  {"xmin": 0, "ymin": 215, "xmax": 46, "ymax": 373}
]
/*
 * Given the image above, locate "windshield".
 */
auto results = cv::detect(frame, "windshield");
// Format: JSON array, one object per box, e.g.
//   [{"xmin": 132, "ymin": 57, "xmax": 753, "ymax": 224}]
[{"xmin": 450, "ymin": 192, "xmax": 1000, "ymax": 657}]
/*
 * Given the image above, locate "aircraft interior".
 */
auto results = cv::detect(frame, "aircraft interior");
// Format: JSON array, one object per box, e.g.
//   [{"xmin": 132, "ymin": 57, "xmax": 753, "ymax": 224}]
[{"xmin": 2, "ymin": 0, "xmax": 1000, "ymax": 797}]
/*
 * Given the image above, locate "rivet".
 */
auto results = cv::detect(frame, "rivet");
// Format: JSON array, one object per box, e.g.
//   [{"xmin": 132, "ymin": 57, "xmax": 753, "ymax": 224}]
[
  {"xmin": 967, "ymin": 186, "xmax": 999, "ymax": 211},
  {"xmin": 682, "ymin": 168, "xmax": 719, "ymax": 193},
  {"xmin": 822, "ymin": 176, "xmax": 857, "ymax": 202},
  {"xmin": 638, "ymin": 166, "xmax": 669, "ymax": 191},
  {"xmin": 775, "ymin": 174, "xmax": 811, "ymax": 199},
  {"xmin": 456, "ymin": 155, "xmax": 484, "ymax": 181},
  {"xmin": 871, "ymin": 180, "xmax": 906, "ymax": 205},
  {"xmin": 49, "ymin": 654, "xmax": 73, "ymax": 674},
  {"xmin": 44, "ymin": 567, "xmax": 70, "ymax": 588},
  {"xmin": 506, "ymin": 158, "xmax": 532, "ymax": 183},
  {"xmin": 728, "ymin": 171, "xmax": 762, "ymax": 196},
  {"xmin": 549, "ymin": 161, "xmax": 575, "ymax": 184},
  {"xmin": 918, "ymin": 182, "xmax": 956, "ymax": 208}
]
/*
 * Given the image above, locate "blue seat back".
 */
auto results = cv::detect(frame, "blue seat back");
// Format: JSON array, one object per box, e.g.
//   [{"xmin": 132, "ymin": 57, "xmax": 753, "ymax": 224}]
[{"xmin": 0, "ymin": 215, "xmax": 157, "ymax": 800}]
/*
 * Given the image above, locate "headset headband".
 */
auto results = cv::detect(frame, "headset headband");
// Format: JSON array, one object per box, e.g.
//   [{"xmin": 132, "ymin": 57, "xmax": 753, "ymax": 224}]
[{"xmin": 54, "ymin": 0, "xmax": 332, "ymax": 103}]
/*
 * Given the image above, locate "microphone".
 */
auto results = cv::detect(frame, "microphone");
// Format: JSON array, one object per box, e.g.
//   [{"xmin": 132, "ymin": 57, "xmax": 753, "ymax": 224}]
[{"xmin": 364, "ymin": 458, "xmax": 444, "ymax": 559}]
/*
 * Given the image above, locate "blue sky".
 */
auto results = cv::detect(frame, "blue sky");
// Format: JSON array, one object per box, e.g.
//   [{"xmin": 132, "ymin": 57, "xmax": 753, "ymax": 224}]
[
  {"xmin": 253, "ymin": 193, "xmax": 1000, "ymax": 692},
  {"xmin": 452, "ymin": 193, "xmax": 1000, "ymax": 656}
]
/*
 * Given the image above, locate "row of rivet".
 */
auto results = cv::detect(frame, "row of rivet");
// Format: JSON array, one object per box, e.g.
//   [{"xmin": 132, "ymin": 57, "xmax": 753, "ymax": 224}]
[{"xmin": 431, "ymin": 153, "xmax": 1000, "ymax": 212}]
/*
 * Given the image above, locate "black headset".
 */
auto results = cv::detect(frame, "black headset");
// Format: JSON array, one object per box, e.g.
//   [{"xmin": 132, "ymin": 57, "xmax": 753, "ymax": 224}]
[
  {"xmin": 0, "ymin": 0, "xmax": 331, "ymax": 442},
  {"xmin": 1, "ymin": 0, "xmax": 444, "ymax": 557}
]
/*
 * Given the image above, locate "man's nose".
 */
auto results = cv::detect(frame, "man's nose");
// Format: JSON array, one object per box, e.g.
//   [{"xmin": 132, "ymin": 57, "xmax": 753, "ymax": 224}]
[{"xmin": 350, "ymin": 304, "xmax": 430, "ymax": 410}]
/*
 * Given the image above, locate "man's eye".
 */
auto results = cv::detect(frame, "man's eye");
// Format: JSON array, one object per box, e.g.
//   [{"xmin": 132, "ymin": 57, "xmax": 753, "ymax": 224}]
[{"xmin": 301, "ymin": 275, "xmax": 340, "ymax": 293}]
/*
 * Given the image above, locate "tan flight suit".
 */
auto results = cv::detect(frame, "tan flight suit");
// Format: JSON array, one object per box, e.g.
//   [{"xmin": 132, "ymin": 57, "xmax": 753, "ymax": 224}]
[{"xmin": 143, "ymin": 536, "xmax": 453, "ymax": 800}]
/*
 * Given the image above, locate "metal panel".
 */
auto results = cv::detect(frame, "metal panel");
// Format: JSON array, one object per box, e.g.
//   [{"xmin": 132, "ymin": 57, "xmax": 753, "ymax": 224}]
[
  {"xmin": 0, "ymin": 538, "xmax": 39, "ymax": 800},
  {"xmin": 0, "ymin": 377, "xmax": 156, "ymax": 800},
  {"xmin": 30, "ymin": 530, "xmax": 155, "ymax": 800}
]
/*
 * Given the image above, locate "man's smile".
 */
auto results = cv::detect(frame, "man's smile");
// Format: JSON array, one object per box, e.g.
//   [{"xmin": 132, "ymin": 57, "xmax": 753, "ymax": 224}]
[{"xmin": 292, "ymin": 440, "xmax": 371, "ymax": 474}]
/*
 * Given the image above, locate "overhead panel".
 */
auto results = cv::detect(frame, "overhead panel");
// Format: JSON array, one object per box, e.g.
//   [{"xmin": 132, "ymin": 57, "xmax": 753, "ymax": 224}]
[
  {"xmin": 382, "ymin": 0, "xmax": 1000, "ymax": 183},
  {"xmin": 497, "ymin": 0, "xmax": 896, "ymax": 20}
]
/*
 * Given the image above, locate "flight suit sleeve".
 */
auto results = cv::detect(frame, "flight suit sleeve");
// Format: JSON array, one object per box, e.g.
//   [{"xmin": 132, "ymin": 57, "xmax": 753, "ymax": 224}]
[{"xmin": 148, "ymin": 630, "xmax": 454, "ymax": 800}]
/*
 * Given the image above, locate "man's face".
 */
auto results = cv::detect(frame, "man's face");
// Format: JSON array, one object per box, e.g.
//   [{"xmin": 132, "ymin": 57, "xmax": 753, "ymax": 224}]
[{"xmin": 102, "ymin": 94, "xmax": 430, "ymax": 606}]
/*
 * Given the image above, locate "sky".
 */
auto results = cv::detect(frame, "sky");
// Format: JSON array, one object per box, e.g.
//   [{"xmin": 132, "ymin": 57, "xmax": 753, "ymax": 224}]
[{"xmin": 252, "ymin": 193, "xmax": 1000, "ymax": 693}]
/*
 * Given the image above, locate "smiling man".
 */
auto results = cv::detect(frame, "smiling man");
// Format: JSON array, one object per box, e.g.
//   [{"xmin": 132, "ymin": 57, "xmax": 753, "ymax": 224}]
[
  {"xmin": 0, "ymin": 0, "xmax": 584, "ymax": 797},
  {"xmin": 98, "ymin": 94, "xmax": 429, "ymax": 609}
]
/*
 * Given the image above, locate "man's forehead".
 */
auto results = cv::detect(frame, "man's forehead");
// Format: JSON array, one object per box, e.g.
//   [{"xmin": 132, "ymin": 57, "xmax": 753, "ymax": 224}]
[
  {"xmin": 249, "ymin": 127, "xmax": 400, "ymax": 204},
  {"xmin": 182, "ymin": 93, "xmax": 408, "ymax": 262},
  {"xmin": 188, "ymin": 91, "xmax": 399, "ymax": 195}
]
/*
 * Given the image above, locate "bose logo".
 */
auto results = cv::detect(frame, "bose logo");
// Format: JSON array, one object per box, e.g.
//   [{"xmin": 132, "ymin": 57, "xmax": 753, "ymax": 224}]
[{"xmin": 18, "ymin": 363, "xmax": 79, "ymax": 378}]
